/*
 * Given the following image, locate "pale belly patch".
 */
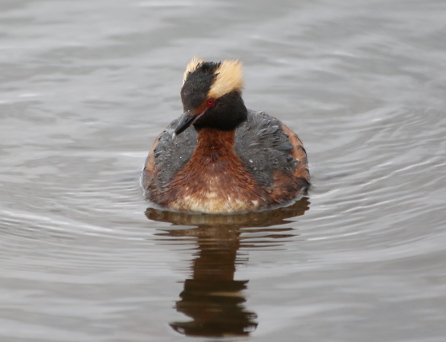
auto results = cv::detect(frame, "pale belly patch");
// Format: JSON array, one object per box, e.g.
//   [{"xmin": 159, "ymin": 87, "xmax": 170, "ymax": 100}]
[{"xmin": 168, "ymin": 177, "xmax": 261, "ymax": 213}]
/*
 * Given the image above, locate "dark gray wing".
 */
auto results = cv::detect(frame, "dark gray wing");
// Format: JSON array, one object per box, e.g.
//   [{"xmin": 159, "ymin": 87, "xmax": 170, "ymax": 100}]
[
  {"xmin": 143, "ymin": 117, "xmax": 197, "ymax": 192},
  {"xmin": 234, "ymin": 110, "xmax": 299, "ymax": 188}
]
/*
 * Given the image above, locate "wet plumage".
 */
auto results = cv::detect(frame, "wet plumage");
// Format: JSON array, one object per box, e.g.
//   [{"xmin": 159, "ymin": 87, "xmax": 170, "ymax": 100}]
[{"xmin": 143, "ymin": 58, "xmax": 309, "ymax": 213}]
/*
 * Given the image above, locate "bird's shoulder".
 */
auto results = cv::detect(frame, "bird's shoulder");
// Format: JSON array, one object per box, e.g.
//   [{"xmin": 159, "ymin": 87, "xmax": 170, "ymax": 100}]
[
  {"xmin": 234, "ymin": 109, "xmax": 308, "ymax": 188},
  {"xmin": 143, "ymin": 117, "xmax": 197, "ymax": 189}
]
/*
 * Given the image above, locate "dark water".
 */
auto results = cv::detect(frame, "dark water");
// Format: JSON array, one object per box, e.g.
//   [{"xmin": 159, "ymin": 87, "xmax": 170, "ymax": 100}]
[{"xmin": 1, "ymin": 0, "xmax": 446, "ymax": 341}]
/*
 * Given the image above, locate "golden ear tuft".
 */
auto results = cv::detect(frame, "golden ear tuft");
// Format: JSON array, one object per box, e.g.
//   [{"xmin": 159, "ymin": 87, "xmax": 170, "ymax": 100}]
[
  {"xmin": 183, "ymin": 57, "xmax": 205, "ymax": 83},
  {"xmin": 208, "ymin": 59, "xmax": 244, "ymax": 99}
]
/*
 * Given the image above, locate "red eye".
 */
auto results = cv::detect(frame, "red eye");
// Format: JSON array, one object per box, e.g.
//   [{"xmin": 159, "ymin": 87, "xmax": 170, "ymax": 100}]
[{"xmin": 206, "ymin": 98, "xmax": 215, "ymax": 107}]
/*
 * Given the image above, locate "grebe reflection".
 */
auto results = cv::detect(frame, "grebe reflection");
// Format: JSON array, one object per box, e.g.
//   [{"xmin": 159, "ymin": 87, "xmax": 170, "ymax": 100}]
[{"xmin": 146, "ymin": 197, "xmax": 310, "ymax": 337}]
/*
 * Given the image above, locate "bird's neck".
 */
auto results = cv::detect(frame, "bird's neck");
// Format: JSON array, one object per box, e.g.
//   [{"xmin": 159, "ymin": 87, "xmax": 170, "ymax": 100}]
[{"xmin": 196, "ymin": 128, "xmax": 235, "ymax": 151}]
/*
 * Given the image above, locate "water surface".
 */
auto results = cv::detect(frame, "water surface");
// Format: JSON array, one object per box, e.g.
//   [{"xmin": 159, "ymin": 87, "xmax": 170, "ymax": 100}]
[{"xmin": 1, "ymin": 0, "xmax": 446, "ymax": 341}]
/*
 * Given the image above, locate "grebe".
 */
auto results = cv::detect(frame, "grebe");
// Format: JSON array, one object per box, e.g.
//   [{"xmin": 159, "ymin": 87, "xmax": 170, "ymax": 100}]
[{"xmin": 143, "ymin": 58, "xmax": 309, "ymax": 213}]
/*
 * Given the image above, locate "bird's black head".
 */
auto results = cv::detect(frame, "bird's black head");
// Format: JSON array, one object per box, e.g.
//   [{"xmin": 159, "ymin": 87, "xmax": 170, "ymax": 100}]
[{"xmin": 174, "ymin": 58, "xmax": 248, "ymax": 136}]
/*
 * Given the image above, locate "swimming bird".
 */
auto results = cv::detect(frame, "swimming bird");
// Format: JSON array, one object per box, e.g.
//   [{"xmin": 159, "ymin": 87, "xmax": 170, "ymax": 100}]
[{"xmin": 143, "ymin": 58, "xmax": 310, "ymax": 213}]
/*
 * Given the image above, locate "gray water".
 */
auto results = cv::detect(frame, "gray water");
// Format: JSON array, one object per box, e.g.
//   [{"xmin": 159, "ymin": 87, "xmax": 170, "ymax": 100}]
[{"xmin": 1, "ymin": 0, "xmax": 446, "ymax": 341}]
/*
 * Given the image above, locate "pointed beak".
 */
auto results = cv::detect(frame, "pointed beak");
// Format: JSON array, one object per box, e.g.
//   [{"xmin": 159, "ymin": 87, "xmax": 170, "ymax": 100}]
[
  {"xmin": 174, "ymin": 107, "xmax": 208, "ymax": 138},
  {"xmin": 173, "ymin": 111, "xmax": 196, "ymax": 138}
]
